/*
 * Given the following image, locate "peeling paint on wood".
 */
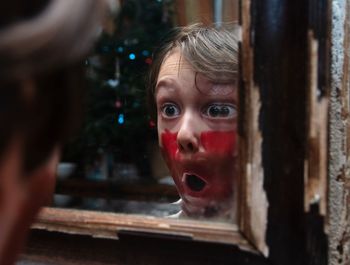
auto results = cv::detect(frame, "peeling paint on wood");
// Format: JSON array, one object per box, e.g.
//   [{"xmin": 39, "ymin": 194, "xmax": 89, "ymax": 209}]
[
  {"xmin": 304, "ymin": 30, "xmax": 328, "ymax": 218},
  {"xmin": 33, "ymin": 207, "xmax": 256, "ymax": 254},
  {"xmin": 239, "ymin": 0, "xmax": 269, "ymax": 257}
]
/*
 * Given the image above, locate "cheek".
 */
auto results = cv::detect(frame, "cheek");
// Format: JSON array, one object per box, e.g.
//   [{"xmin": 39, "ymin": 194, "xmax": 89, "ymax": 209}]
[
  {"xmin": 160, "ymin": 130, "xmax": 237, "ymax": 159},
  {"xmin": 201, "ymin": 131, "xmax": 237, "ymax": 156},
  {"xmin": 160, "ymin": 129, "xmax": 177, "ymax": 160}
]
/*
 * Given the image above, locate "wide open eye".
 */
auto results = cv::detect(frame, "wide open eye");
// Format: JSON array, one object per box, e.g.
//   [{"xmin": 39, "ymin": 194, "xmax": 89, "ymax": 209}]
[
  {"xmin": 203, "ymin": 103, "xmax": 237, "ymax": 119},
  {"xmin": 161, "ymin": 103, "xmax": 180, "ymax": 118}
]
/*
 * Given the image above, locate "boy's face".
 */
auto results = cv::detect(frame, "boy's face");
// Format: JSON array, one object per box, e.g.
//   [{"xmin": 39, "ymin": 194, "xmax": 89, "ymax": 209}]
[{"xmin": 155, "ymin": 49, "xmax": 238, "ymax": 218}]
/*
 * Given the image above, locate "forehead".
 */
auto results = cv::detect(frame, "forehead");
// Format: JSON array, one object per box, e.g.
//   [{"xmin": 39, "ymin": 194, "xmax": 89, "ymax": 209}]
[
  {"xmin": 156, "ymin": 49, "xmax": 237, "ymax": 98},
  {"xmin": 158, "ymin": 49, "xmax": 193, "ymax": 78}
]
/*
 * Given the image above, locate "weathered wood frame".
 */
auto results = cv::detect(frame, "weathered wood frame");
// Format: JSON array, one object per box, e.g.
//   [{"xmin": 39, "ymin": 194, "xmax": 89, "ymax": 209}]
[
  {"xmin": 31, "ymin": 0, "xmax": 268, "ymax": 256},
  {"xmin": 26, "ymin": 1, "xmax": 333, "ymax": 264}
]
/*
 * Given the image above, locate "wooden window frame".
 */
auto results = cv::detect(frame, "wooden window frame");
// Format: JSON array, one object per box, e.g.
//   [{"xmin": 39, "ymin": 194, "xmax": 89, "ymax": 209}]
[{"xmin": 28, "ymin": 1, "xmax": 332, "ymax": 264}]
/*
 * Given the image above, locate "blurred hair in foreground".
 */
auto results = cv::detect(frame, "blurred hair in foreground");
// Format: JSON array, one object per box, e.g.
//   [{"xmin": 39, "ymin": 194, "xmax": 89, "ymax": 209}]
[
  {"xmin": 0, "ymin": 0, "xmax": 109, "ymax": 172},
  {"xmin": 0, "ymin": 1, "xmax": 111, "ymax": 264}
]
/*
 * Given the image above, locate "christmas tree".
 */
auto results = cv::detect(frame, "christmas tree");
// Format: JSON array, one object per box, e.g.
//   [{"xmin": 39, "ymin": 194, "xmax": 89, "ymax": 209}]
[{"xmin": 62, "ymin": 0, "xmax": 174, "ymax": 181}]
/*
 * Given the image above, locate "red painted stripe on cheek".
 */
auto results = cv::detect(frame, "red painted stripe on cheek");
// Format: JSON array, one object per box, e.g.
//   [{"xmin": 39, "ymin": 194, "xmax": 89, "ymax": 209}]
[
  {"xmin": 201, "ymin": 131, "xmax": 236, "ymax": 155},
  {"xmin": 161, "ymin": 130, "xmax": 237, "ymax": 157},
  {"xmin": 161, "ymin": 130, "xmax": 178, "ymax": 159}
]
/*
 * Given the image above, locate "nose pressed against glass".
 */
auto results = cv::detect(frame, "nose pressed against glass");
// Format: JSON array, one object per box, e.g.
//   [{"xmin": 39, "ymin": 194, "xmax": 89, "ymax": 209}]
[{"xmin": 155, "ymin": 50, "xmax": 238, "ymax": 220}]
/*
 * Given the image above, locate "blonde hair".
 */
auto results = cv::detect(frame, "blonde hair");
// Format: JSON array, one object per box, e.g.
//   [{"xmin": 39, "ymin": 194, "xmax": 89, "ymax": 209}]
[{"xmin": 148, "ymin": 23, "xmax": 239, "ymax": 119}]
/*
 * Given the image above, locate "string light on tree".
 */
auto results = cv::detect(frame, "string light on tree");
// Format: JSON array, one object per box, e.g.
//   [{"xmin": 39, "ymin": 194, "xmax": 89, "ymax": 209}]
[
  {"xmin": 117, "ymin": 114, "xmax": 124, "ymax": 125},
  {"xmin": 129, "ymin": 53, "xmax": 136, "ymax": 60},
  {"xmin": 115, "ymin": 100, "xmax": 122, "ymax": 108},
  {"xmin": 142, "ymin": 50, "xmax": 150, "ymax": 56},
  {"xmin": 62, "ymin": 0, "xmax": 175, "ymax": 178},
  {"xmin": 145, "ymin": 58, "xmax": 152, "ymax": 65}
]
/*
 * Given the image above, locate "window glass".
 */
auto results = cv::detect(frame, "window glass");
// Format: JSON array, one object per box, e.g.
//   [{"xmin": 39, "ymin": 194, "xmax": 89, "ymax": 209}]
[{"xmin": 54, "ymin": 0, "xmax": 239, "ymax": 222}]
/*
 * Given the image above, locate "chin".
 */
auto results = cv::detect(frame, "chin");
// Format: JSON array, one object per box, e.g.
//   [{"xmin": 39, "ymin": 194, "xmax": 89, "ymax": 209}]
[{"xmin": 180, "ymin": 194, "xmax": 234, "ymax": 220}]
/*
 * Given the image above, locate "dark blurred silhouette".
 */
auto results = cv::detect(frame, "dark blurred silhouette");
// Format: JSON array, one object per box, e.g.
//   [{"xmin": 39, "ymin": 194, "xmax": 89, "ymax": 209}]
[{"xmin": 0, "ymin": 1, "xmax": 109, "ymax": 264}]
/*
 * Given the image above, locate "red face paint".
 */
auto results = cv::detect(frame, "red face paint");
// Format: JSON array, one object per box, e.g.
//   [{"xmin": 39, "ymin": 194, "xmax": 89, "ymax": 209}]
[
  {"xmin": 161, "ymin": 129, "xmax": 178, "ymax": 160},
  {"xmin": 201, "ymin": 131, "xmax": 236, "ymax": 156},
  {"xmin": 161, "ymin": 130, "xmax": 237, "ymax": 219}
]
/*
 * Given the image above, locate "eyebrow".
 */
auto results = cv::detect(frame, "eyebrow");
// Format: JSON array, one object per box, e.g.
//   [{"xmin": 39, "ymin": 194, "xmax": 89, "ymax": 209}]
[{"xmin": 155, "ymin": 78, "xmax": 179, "ymax": 94}]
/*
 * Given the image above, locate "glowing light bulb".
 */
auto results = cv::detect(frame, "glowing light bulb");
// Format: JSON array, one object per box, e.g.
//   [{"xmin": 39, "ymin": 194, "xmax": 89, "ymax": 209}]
[
  {"xmin": 115, "ymin": 100, "xmax": 122, "ymax": 108},
  {"xmin": 142, "ymin": 50, "xmax": 150, "ymax": 56},
  {"xmin": 129, "ymin": 53, "xmax": 136, "ymax": 60},
  {"xmin": 118, "ymin": 114, "xmax": 124, "ymax": 124},
  {"xmin": 145, "ymin": 58, "xmax": 152, "ymax": 64}
]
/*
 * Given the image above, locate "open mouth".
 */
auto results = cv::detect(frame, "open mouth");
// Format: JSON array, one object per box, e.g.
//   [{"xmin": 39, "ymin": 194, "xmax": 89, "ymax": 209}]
[{"xmin": 185, "ymin": 174, "xmax": 207, "ymax": 192}]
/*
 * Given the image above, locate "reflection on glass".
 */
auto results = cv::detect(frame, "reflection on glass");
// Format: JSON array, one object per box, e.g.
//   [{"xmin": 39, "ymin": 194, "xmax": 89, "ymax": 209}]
[
  {"xmin": 54, "ymin": 0, "xmax": 239, "ymax": 221},
  {"xmin": 150, "ymin": 24, "xmax": 238, "ymax": 220}
]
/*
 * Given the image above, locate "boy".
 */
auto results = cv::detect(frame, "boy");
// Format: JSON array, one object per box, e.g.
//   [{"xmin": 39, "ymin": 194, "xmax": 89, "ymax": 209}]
[{"xmin": 148, "ymin": 24, "xmax": 239, "ymax": 220}]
